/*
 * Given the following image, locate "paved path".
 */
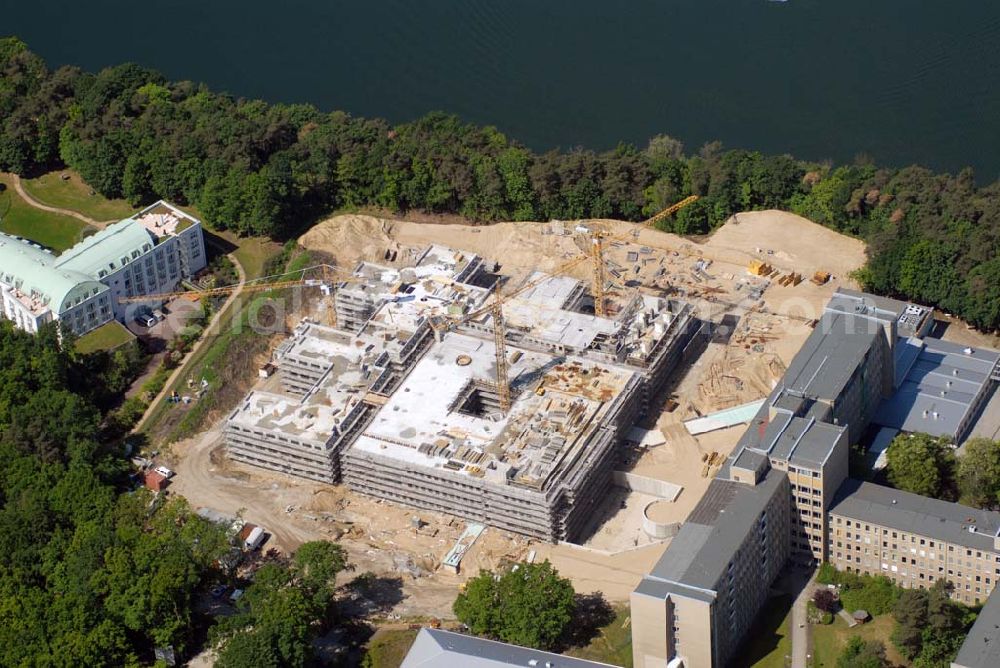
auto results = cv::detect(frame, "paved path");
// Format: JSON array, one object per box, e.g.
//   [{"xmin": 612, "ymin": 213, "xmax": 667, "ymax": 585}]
[
  {"xmin": 790, "ymin": 569, "xmax": 817, "ymax": 668},
  {"xmin": 7, "ymin": 172, "xmax": 114, "ymax": 228},
  {"xmin": 132, "ymin": 249, "xmax": 247, "ymax": 433}
]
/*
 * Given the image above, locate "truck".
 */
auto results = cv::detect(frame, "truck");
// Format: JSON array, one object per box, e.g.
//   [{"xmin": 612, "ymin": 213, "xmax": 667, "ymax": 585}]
[{"xmin": 243, "ymin": 525, "xmax": 266, "ymax": 551}]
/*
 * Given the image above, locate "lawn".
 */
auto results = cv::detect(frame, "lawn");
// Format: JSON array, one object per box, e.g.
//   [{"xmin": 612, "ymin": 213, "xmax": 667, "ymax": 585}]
[
  {"xmin": 730, "ymin": 594, "xmax": 793, "ymax": 668},
  {"xmin": 361, "ymin": 628, "xmax": 418, "ymax": 668},
  {"xmin": 565, "ymin": 604, "xmax": 633, "ymax": 667},
  {"xmin": 0, "ymin": 175, "xmax": 95, "ymax": 251},
  {"xmin": 20, "ymin": 170, "xmax": 136, "ymax": 222},
  {"xmin": 811, "ymin": 614, "xmax": 907, "ymax": 668},
  {"xmin": 215, "ymin": 230, "xmax": 282, "ymax": 280},
  {"xmin": 75, "ymin": 320, "xmax": 136, "ymax": 354}
]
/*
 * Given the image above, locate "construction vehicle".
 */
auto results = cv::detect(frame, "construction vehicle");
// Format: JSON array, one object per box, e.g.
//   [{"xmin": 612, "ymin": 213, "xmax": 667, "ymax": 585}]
[{"xmin": 811, "ymin": 270, "xmax": 831, "ymax": 286}]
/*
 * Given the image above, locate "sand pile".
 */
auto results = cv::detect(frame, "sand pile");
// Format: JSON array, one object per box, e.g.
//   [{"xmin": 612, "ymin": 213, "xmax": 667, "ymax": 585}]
[
  {"xmin": 707, "ymin": 210, "xmax": 866, "ymax": 278},
  {"xmin": 302, "ymin": 214, "xmax": 617, "ymax": 279},
  {"xmin": 298, "ymin": 215, "xmax": 399, "ymax": 266}
]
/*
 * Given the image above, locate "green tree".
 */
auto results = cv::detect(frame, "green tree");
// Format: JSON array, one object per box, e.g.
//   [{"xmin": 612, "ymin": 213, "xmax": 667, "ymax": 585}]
[
  {"xmin": 892, "ymin": 587, "xmax": 929, "ymax": 659},
  {"xmin": 964, "ymin": 259, "xmax": 1000, "ymax": 330},
  {"xmin": 213, "ymin": 541, "xmax": 349, "ymax": 667},
  {"xmin": 957, "ymin": 438, "xmax": 1000, "ymax": 508},
  {"xmin": 886, "ymin": 433, "xmax": 955, "ymax": 499},
  {"xmin": 838, "ymin": 637, "xmax": 888, "ymax": 668},
  {"xmin": 293, "ymin": 540, "xmax": 349, "ymax": 613},
  {"xmin": 454, "ymin": 561, "xmax": 576, "ymax": 651}
]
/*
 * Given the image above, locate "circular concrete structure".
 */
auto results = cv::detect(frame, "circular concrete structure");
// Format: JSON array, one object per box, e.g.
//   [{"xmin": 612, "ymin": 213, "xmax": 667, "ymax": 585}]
[{"xmin": 643, "ymin": 500, "xmax": 681, "ymax": 539}]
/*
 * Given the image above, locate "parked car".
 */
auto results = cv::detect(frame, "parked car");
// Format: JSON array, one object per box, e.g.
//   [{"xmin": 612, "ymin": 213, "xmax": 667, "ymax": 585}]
[
  {"xmin": 210, "ymin": 584, "xmax": 228, "ymax": 599},
  {"xmin": 135, "ymin": 312, "xmax": 156, "ymax": 328}
]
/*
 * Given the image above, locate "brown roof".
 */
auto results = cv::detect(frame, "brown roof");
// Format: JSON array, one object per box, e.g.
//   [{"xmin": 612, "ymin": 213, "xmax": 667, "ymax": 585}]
[
  {"xmin": 144, "ymin": 470, "xmax": 168, "ymax": 492},
  {"xmin": 238, "ymin": 523, "xmax": 258, "ymax": 542}
]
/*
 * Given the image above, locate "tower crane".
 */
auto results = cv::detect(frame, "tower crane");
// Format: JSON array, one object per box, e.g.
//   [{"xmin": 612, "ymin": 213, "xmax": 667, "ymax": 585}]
[
  {"xmin": 430, "ymin": 252, "xmax": 595, "ymax": 413},
  {"xmin": 589, "ymin": 195, "xmax": 700, "ymax": 316},
  {"xmin": 427, "ymin": 196, "xmax": 702, "ymax": 410}
]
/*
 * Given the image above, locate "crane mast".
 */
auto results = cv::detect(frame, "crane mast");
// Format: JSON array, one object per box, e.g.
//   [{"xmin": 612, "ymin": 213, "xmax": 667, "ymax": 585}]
[
  {"xmin": 591, "ymin": 232, "xmax": 607, "ymax": 317},
  {"xmin": 490, "ymin": 300, "xmax": 512, "ymax": 413}
]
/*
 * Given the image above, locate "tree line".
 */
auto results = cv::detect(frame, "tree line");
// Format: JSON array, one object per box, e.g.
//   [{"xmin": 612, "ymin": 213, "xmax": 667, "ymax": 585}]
[{"xmin": 2, "ymin": 35, "xmax": 1000, "ymax": 331}]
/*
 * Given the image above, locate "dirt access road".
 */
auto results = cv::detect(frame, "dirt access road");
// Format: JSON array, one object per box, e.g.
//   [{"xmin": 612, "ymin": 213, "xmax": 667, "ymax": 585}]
[
  {"xmin": 168, "ymin": 424, "xmax": 489, "ymax": 618},
  {"xmin": 170, "ymin": 426, "xmax": 319, "ymax": 550}
]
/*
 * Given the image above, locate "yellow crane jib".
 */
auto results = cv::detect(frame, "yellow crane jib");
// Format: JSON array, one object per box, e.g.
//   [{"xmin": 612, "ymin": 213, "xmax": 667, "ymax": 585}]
[{"xmin": 642, "ymin": 194, "xmax": 700, "ymax": 230}]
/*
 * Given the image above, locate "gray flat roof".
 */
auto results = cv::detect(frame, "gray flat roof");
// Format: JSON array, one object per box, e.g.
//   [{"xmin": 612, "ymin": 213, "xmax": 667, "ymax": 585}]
[
  {"xmin": 735, "ymin": 401, "xmax": 845, "ymax": 470},
  {"xmin": 401, "ymin": 628, "xmax": 618, "ymax": 667},
  {"xmin": 954, "ymin": 589, "xmax": 1000, "ymax": 668},
  {"xmin": 771, "ymin": 417, "xmax": 845, "ymax": 468},
  {"xmin": 641, "ymin": 469, "xmax": 786, "ymax": 598},
  {"xmin": 873, "ymin": 337, "xmax": 999, "ymax": 440},
  {"xmin": 829, "ymin": 479, "xmax": 1000, "ymax": 552},
  {"xmin": 827, "ymin": 288, "xmax": 931, "ymax": 338},
  {"xmin": 732, "ymin": 448, "xmax": 769, "ymax": 477},
  {"xmin": 826, "ymin": 288, "xmax": 908, "ymax": 322},
  {"xmin": 781, "ymin": 311, "xmax": 880, "ymax": 402}
]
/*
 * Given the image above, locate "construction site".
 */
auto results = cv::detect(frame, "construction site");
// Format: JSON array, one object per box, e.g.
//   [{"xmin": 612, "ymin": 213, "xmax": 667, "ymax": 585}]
[
  {"xmin": 225, "ymin": 231, "xmax": 700, "ymax": 542},
  {"xmin": 165, "ymin": 205, "xmax": 872, "ymax": 615}
]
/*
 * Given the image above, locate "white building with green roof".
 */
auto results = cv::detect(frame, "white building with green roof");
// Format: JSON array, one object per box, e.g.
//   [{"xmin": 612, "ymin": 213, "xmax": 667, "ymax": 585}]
[{"xmin": 0, "ymin": 200, "xmax": 206, "ymax": 335}]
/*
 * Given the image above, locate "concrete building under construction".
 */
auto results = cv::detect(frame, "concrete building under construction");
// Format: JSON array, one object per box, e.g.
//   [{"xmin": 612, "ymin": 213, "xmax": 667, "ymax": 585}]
[{"xmin": 225, "ymin": 244, "xmax": 699, "ymax": 541}]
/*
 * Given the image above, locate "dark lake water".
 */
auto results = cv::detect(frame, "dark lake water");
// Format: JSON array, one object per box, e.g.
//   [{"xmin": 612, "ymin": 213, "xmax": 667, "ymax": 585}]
[{"xmin": 4, "ymin": 0, "xmax": 1000, "ymax": 179}]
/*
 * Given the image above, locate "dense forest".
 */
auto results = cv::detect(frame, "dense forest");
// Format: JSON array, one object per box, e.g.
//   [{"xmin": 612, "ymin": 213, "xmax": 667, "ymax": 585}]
[
  {"xmin": 0, "ymin": 318, "xmax": 354, "ymax": 666},
  {"xmin": 0, "ymin": 321, "xmax": 229, "ymax": 665},
  {"xmin": 2, "ymin": 35, "xmax": 999, "ymax": 331}
]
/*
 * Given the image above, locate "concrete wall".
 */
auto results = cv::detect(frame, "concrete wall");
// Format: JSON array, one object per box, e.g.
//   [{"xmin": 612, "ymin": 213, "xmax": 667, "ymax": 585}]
[{"xmin": 614, "ymin": 471, "xmax": 683, "ymax": 501}]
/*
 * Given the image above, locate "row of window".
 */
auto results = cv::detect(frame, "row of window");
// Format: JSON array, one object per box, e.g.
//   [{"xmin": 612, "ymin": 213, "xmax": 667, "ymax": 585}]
[{"xmin": 831, "ymin": 517, "xmax": 1000, "ymax": 562}]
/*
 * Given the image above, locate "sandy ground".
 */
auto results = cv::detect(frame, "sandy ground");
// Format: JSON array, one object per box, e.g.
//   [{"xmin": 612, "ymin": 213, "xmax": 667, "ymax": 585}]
[
  {"xmin": 300, "ymin": 209, "xmax": 864, "ymax": 284},
  {"xmin": 707, "ymin": 210, "xmax": 866, "ymax": 280},
  {"xmin": 166, "ymin": 209, "xmax": 871, "ymax": 618}
]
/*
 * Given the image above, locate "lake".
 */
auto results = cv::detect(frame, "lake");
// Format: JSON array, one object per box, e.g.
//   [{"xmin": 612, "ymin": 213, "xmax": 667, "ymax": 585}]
[{"xmin": 4, "ymin": 0, "xmax": 999, "ymax": 179}]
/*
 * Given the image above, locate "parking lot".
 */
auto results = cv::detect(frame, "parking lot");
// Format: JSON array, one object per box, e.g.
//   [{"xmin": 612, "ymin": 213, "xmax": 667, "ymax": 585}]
[{"xmin": 124, "ymin": 298, "xmax": 205, "ymax": 350}]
